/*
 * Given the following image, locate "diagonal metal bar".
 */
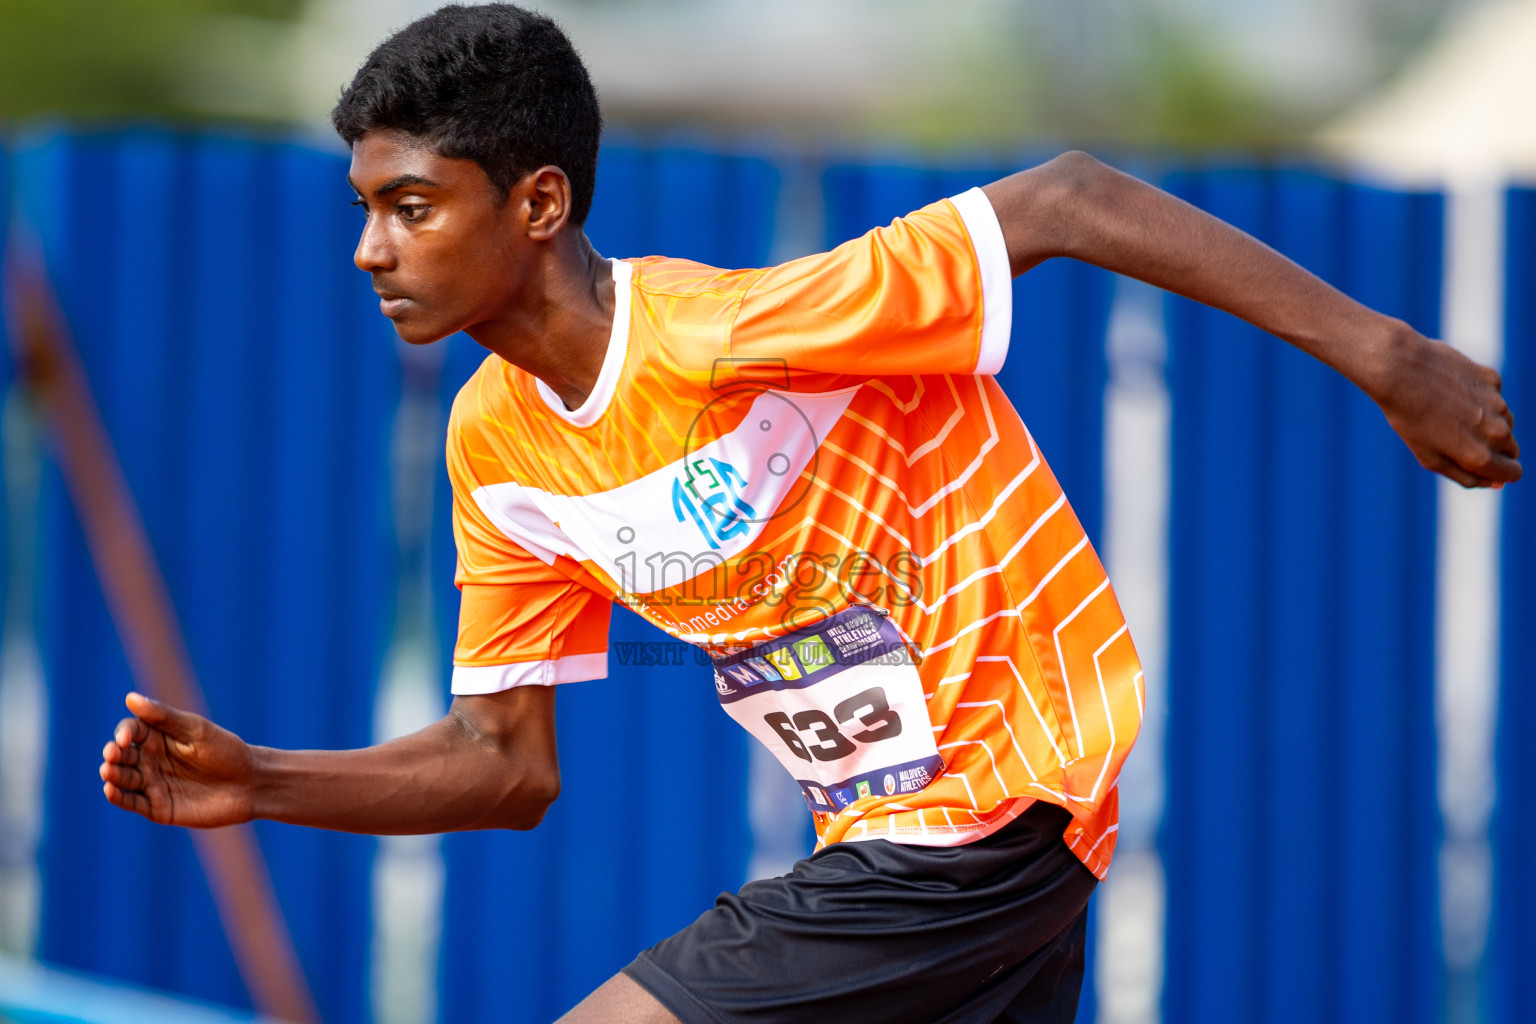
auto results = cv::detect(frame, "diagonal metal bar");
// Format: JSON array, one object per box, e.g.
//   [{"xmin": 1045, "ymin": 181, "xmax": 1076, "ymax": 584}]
[{"xmin": 4, "ymin": 252, "xmax": 322, "ymax": 1024}]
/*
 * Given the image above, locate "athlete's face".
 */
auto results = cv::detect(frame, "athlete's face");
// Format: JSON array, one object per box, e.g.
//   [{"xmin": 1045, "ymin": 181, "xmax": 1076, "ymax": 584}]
[{"xmin": 347, "ymin": 131, "xmax": 560, "ymax": 345}]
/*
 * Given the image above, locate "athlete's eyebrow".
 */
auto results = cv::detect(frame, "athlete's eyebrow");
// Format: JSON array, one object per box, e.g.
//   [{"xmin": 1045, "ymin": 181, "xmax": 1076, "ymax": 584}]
[
  {"xmin": 346, "ymin": 173, "xmax": 441, "ymax": 198},
  {"xmin": 372, "ymin": 173, "xmax": 440, "ymax": 197}
]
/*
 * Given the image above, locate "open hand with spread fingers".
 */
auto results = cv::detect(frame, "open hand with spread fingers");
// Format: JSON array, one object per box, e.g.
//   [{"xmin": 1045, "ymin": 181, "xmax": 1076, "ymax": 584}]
[{"xmin": 99, "ymin": 692, "xmax": 258, "ymax": 829}]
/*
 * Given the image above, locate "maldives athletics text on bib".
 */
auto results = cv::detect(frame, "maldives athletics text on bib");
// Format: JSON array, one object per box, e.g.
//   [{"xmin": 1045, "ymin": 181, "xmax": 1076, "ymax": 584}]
[{"xmin": 712, "ymin": 607, "xmax": 945, "ymax": 812}]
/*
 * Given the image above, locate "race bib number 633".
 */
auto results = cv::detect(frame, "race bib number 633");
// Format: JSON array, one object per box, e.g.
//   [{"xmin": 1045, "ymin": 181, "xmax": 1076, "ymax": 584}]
[{"xmin": 712, "ymin": 607, "xmax": 944, "ymax": 812}]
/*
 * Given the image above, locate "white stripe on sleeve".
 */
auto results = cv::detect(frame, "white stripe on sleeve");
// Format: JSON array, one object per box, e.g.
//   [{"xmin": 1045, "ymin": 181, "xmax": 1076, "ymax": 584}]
[
  {"xmin": 949, "ymin": 187, "xmax": 1013, "ymax": 376},
  {"xmin": 450, "ymin": 652, "xmax": 609, "ymax": 694}
]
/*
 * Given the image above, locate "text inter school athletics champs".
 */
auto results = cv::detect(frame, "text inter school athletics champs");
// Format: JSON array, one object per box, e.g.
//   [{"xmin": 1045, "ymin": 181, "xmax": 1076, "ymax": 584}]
[{"xmin": 99, "ymin": 5, "xmax": 1521, "ymax": 1023}]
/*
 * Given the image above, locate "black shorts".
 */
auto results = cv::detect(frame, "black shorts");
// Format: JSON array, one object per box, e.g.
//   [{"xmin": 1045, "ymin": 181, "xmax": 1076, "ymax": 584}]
[{"xmin": 623, "ymin": 801, "xmax": 1097, "ymax": 1024}]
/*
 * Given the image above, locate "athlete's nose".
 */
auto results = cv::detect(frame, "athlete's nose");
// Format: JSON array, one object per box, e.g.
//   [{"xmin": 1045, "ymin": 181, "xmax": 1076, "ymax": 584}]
[{"xmin": 354, "ymin": 214, "xmax": 396, "ymax": 273}]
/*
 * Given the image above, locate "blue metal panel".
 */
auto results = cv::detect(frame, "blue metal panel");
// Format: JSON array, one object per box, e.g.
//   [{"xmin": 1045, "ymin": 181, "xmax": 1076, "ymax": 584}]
[
  {"xmin": 1261, "ymin": 173, "xmax": 1341, "ymax": 1024},
  {"xmin": 1491, "ymin": 188, "xmax": 1536, "ymax": 1024},
  {"xmin": 1332, "ymin": 183, "xmax": 1441, "ymax": 1024},
  {"xmin": 251, "ymin": 140, "xmax": 395, "ymax": 1024},
  {"xmin": 21, "ymin": 129, "xmax": 395, "ymax": 1023},
  {"xmin": 1162, "ymin": 171, "xmax": 1272, "ymax": 1024},
  {"xmin": 1161, "ymin": 169, "xmax": 1441, "ymax": 1024},
  {"xmin": 22, "ymin": 129, "xmax": 240, "ymax": 1007},
  {"xmin": 584, "ymin": 142, "xmax": 650, "ymax": 262},
  {"xmin": 650, "ymin": 143, "xmax": 779, "ymax": 270},
  {"xmin": 434, "ymin": 146, "xmax": 767, "ymax": 1023},
  {"xmin": 583, "ymin": 141, "xmax": 779, "ymax": 270}
]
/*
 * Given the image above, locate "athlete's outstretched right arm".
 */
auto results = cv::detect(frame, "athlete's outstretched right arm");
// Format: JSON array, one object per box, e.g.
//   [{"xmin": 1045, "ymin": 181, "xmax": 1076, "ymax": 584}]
[
  {"xmin": 982, "ymin": 152, "xmax": 1520, "ymax": 490},
  {"xmin": 98, "ymin": 687, "xmax": 560, "ymax": 834}
]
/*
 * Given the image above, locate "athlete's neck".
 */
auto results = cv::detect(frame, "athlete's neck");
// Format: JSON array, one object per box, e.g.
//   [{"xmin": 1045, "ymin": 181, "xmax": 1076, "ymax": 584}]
[{"xmin": 466, "ymin": 232, "xmax": 616, "ymax": 411}]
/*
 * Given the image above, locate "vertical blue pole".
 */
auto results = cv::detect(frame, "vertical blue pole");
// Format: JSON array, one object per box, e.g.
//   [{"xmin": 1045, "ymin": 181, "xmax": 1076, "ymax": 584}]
[
  {"xmin": 1162, "ymin": 169, "xmax": 1273, "ymax": 1024},
  {"xmin": 1491, "ymin": 188, "xmax": 1536, "ymax": 1024},
  {"xmin": 1333, "ymin": 184, "xmax": 1442, "ymax": 1024},
  {"xmin": 1260, "ymin": 172, "xmax": 1343, "ymax": 1023}
]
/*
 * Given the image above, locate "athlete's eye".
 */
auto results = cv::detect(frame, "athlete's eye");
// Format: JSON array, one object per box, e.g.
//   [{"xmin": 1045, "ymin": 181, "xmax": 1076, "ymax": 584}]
[
  {"xmin": 398, "ymin": 203, "xmax": 430, "ymax": 223},
  {"xmin": 350, "ymin": 197, "xmax": 366, "ymax": 210}
]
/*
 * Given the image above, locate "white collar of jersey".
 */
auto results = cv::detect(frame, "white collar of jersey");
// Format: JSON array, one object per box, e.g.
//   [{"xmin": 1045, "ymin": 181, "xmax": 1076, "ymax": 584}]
[{"xmin": 534, "ymin": 257, "xmax": 633, "ymax": 428}]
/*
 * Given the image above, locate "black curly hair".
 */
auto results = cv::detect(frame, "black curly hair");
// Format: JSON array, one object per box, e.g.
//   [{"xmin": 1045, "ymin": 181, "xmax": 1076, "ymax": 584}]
[{"xmin": 332, "ymin": 4, "xmax": 602, "ymax": 224}]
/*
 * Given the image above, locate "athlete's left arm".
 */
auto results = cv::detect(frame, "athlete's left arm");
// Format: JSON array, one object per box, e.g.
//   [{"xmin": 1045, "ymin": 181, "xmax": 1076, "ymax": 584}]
[{"xmin": 982, "ymin": 152, "xmax": 1520, "ymax": 489}]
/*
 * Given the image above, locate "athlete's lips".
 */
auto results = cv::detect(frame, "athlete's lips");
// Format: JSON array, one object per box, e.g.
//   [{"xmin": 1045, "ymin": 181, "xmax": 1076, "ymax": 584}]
[{"xmin": 374, "ymin": 290, "xmax": 411, "ymax": 317}]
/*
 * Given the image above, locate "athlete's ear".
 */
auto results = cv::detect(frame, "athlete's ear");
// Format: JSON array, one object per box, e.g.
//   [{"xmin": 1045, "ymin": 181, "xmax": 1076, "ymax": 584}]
[{"xmin": 524, "ymin": 166, "xmax": 574, "ymax": 241}]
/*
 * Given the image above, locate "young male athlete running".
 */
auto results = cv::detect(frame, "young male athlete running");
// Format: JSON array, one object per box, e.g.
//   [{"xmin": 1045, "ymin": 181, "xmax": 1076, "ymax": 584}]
[{"xmin": 98, "ymin": 5, "xmax": 1521, "ymax": 1022}]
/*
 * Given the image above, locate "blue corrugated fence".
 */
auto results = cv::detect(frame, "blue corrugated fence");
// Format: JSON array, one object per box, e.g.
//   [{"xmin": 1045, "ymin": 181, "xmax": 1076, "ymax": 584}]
[
  {"xmin": 1161, "ymin": 169, "xmax": 1442, "ymax": 1024},
  {"xmin": 12, "ymin": 128, "xmax": 1536, "ymax": 1024},
  {"xmin": 1491, "ymin": 187, "xmax": 1536, "ymax": 1024},
  {"xmin": 13, "ymin": 128, "xmax": 396, "ymax": 1023}
]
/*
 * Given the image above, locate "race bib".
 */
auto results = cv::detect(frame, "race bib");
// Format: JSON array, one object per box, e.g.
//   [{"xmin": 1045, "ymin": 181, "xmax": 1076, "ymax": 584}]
[{"xmin": 712, "ymin": 607, "xmax": 944, "ymax": 812}]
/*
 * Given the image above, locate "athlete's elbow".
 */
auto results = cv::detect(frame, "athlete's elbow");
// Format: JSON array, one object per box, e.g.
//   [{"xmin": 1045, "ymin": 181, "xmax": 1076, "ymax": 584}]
[
  {"xmin": 1038, "ymin": 152, "xmax": 1113, "ymax": 213},
  {"xmin": 445, "ymin": 688, "xmax": 561, "ymax": 831},
  {"xmin": 518, "ymin": 767, "xmax": 562, "ymax": 828},
  {"xmin": 1036, "ymin": 151, "xmax": 1135, "ymax": 261},
  {"xmin": 989, "ymin": 152, "xmax": 1114, "ymax": 267},
  {"xmin": 1047, "ymin": 150, "xmax": 1108, "ymax": 182},
  {"xmin": 494, "ymin": 765, "xmax": 561, "ymax": 831}
]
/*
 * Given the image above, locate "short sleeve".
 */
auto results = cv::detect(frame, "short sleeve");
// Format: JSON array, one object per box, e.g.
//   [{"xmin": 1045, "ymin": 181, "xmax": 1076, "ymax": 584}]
[
  {"xmin": 728, "ymin": 188, "xmax": 1012, "ymax": 377},
  {"xmin": 447, "ymin": 412, "xmax": 611, "ymax": 696}
]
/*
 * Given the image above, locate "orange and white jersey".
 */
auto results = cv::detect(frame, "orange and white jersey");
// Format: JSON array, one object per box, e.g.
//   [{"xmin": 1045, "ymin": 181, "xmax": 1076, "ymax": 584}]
[{"xmin": 447, "ymin": 189, "xmax": 1143, "ymax": 879}]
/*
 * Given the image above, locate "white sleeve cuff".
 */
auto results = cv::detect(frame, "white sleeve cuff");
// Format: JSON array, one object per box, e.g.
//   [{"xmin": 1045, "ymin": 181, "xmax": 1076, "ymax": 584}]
[
  {"xmin": 450, "ymin": 652, "xmax": 609, "ymax": 694},
  {"xmin": 949, "ymin": 187, "xmax": 1013, "ymax": 376}
]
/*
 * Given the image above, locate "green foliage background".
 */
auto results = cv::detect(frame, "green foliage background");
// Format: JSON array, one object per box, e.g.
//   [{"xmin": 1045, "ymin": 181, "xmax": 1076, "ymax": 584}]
[
  {"xmin": 0, "ymin": 0, "xmax": 304, "ymax": 121},
  {"xmin": 0, "ymin": 0, "xmax": 1459, "ymax": 145}
]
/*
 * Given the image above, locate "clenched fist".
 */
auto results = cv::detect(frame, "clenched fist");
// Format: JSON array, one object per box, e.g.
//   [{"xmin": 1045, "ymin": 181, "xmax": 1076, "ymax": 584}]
[{"xmin": 1371, "ymin": 328, "xmax": 1521, "ymax": 489}]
